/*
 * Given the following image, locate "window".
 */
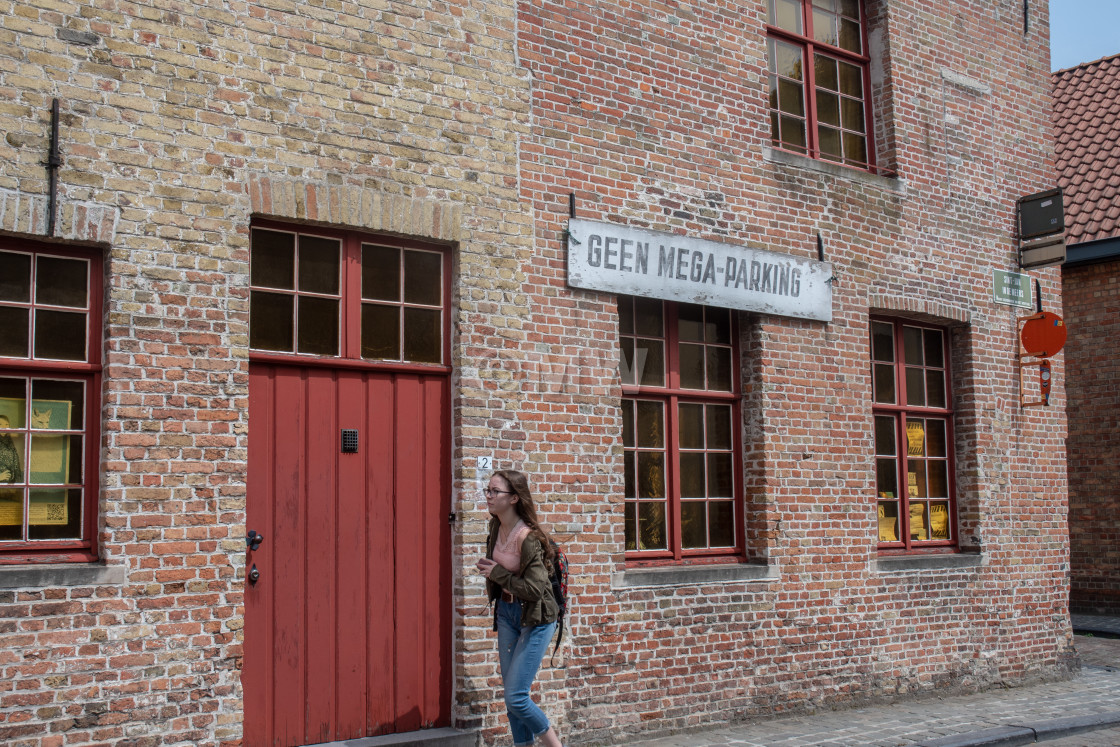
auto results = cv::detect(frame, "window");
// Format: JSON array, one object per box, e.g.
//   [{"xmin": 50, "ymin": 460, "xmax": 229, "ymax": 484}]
[
  {"xmin": 871, "ymin": 318, "xmax": 956, "ymax": 551},
  {"xmin": 619, "ymin": 297, "xmax": 743, "ymax": 562},
  {"xmin": 249, "ymin": 225, "xmax": 447, "ymax": 364},
  {"xmin": 766, "ymin": 0, "xmax": 874, "ymax": 170},
  {"xmin": 0, "ymin": 242, "xmax": 102, "ymax": 562}
]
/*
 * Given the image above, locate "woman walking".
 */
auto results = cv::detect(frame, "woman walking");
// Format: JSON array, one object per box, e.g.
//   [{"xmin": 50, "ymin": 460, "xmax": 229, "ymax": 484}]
[{"xmin": 476, "ymin": 470, "xmax": 564, "ymax": 747}]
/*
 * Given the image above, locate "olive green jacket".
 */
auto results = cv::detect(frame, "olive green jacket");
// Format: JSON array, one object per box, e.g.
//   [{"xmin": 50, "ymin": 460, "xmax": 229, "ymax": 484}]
[{"xmin": 486, "ymin": 526, "xmax": 559, "ymax": 630}]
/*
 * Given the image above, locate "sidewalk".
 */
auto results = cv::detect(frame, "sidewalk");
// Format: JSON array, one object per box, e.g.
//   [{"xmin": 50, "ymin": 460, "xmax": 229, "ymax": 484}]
[{"xmin": 615, "ymin": 615, "xmax": 1120, "ymax": 747}]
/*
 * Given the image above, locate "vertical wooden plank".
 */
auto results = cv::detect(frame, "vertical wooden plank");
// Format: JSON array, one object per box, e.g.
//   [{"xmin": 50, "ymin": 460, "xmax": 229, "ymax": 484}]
[
  {"xmin": 244, "ymin": 365, "xmax": 274, "ymax": 747},
  {"xmin": 271, "ymin": 369, "xmax": 307, "ymax": 745},
  {"xmin": 421, "ymin": 375, "xmax": 451, "ymax": 725},
  {"xmin": 393, "ymin": 374, "xmax": 423, "ymax": 732},
  {"xmin": 335, "ymin": 370, "xmax": 367, "ymax": 739},
  {"xmin": 304, "ymin": 370, "xmax": 338, "ymax": 744},
  {"xmin": 367, "ymin": 373, "xmax": 396, "ymax": 734}
]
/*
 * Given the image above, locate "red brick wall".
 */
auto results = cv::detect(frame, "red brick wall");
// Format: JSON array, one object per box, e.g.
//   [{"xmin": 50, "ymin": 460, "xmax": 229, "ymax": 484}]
[{"xmin": 1064, "ymin": 259, "xmax": 1120, "ymax": 614}]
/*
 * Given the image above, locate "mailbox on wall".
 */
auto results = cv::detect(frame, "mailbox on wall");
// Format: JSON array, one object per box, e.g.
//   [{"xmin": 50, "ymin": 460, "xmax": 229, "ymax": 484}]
[{"xmin": 1017, "ymin": 188, "xmax": 1066, "ymax": 269}]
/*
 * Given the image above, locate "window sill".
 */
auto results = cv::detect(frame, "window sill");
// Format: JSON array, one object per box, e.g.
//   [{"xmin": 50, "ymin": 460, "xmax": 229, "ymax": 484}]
[
  {"xmin": 0, "ymin": 562, "xmax": 126, "ymax": 589},
  {"xmin": 874, "ymin": 551, "xmax": 983, "ymax": 574},
  {"xmin": 613, "ymin": 561, "xmax": 775, "ymax": 589},
  {"xmin": 762, "ymin": 146, "xmax": 905, "ymax": 194}
]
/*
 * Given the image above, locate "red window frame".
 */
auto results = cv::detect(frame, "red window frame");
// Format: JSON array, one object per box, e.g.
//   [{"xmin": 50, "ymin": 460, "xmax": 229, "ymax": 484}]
[
  {"xmin": 248, "ymin": 220, "xmax": 452, "ymax": 372},
  {"xmin": 620, "ymin": 297, "xmax": 746, "ymax": 565},
  {"xmin": 765, "ymin": 0, "xmax": 880, "ymax": 172},
  {"xmin": 871, "ymin": 317, "xmax": 958, "ymax": 553},
  {"xmin": 0, "ymin": 239, "xmax": 103, "ymax": 564}
]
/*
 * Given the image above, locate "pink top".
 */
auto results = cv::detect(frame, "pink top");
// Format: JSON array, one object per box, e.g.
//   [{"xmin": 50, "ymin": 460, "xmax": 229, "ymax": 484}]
[{"xmin": 492, "ymin": 521, "xmax": 530, "ymax": 573}]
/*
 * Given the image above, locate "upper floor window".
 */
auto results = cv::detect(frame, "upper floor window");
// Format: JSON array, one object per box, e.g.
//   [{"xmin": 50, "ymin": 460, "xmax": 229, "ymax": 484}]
[
  {"xmin": 620, "ymin": 297, "xmax": 744, "ymax": 563},
  {"xmin": 766, "ymin": 0, "xmax": 875, "ymax": 170},
  {"xmin": 0, "ymin": 242, "xmax": 102, "ymax": 562},
  {"xmin": 871, "ymin": 318, "xmax": 957, "ymax": 551}
]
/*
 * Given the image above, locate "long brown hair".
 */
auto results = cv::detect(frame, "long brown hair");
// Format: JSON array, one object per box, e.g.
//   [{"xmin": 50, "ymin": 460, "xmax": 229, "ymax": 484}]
[{"xmin": 489, "ymin": 469, "xmax": 555, "ymax": 563}]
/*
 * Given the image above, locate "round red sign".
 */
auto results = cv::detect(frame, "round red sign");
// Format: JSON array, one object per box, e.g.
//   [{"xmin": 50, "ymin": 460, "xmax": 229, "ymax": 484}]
[{"xmin": 1020, "ymin": 311, "xmax": 1067, "ymax": 358}]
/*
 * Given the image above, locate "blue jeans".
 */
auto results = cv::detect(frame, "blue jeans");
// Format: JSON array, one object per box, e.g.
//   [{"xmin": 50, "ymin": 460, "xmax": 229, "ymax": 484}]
[{"xmin": 496, "ymin": 598, "xmax": 557, "ymax": 746}]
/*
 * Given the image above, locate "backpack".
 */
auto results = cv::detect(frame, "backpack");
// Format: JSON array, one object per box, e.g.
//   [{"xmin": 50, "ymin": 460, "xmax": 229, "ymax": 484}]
[{"xmin": 547, "ymin": 538, "xmax": 569, "ymax": 662}]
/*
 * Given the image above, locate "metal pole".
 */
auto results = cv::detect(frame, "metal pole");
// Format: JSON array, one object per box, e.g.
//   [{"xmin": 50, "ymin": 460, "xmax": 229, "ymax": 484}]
[{"xmin": 47, "ymin": 98, "xmax": 61, "ymax": 237}]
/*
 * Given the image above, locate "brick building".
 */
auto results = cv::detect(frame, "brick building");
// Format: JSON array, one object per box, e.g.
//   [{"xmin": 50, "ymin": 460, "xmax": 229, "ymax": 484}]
[
  {"xmin": 0, "ymin": 1, "xmax": 1072, "ymax": 746},
  {"xmin": 1054, "ymin": 53, "xmax": 1120, "ymax": 616}
]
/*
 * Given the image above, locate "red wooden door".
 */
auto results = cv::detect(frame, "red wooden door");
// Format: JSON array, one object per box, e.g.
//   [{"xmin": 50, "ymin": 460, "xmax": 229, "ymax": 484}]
[{"xmin": 244, "ymin": 362, "xmax": 450, "ymax": 745}]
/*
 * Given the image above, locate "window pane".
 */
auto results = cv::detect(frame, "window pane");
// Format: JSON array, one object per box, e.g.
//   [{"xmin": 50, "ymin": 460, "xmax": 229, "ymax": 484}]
[
  {"xmin": 31, "ymin": 379, "xmax": 84, "ymax": 429},
  {"xmin": 679, "ymin": 343, "xmax": 705, "ymax": 389},
  {"xmin": 816, "ymin": 91, "xmax": 840, "ymax": 126},
  {"xmin": 620, "ymin": 338, "xmax": 636, "ymax": 385},
  {"xmin": 621, "ymin": 399, "xmax": 634, "ymax": 448},
  {"xmin": 708, "ymin": 453, "xmax": 733, "ymax": 497},
  {"xmin": 924, "ymin": 329, "xmax": 944, "ymax": 368},
  {"xmin": 37, "ymin": 257, "xmax": 87, "ymax": 308},
  {"xmin": 636, "ymin": 401, "xmax": 664, "ymax": 448},
  {"xmin": 838, "ymin": 17, "xmax": 861, "ymax": 53},
  {"xmin": 624, "ymin": 501, "xmax": 636, "ymax": 550},
  {"xmin": 843, "ymin": 132, "xmax": 867, "ymax": 165},
  {"xmin": 250, "ymin": 291, "xmax": 294, "ymax": 352},
  {"xmin": 624, "ymin": 452, "xmax": 636, "ymax": 498},
  {"xmin": 818, "ymin": 125, "xmax": 842, "ymax": 160},
  {"xmin": 841, "ymin": 98, "xmax": 865, "ymax": 131},
  {"xmin": 637, "ymin": 452, "xmax": 665, "ymax": 499},
  {"xmin": 871, "ymin": 321, "xmax": 894, "ymax": 361},
  {"xmin": 404, "ymin": 250, "xmax": 442, "ymax": 306},
  {"xmin": 930, "ymin": 502, "xmax": 951, "ymax": 540},
  {"xmin": 251, "ymin": 229, "xmax": 295, "ymax": 289},
  {"xmin": 769, "ymin": 0, "xmax": 802, "ymax": 33},
  {"xmin": 27, "ymin": 487, "xmax": 81, "ymax": 540},
  {"xmin": 908, "ymin": 463, "xmax": 926, "ymax": 498},
  {"xmin": 815, "ymin": 54, "xmax": 838, "ymax": 91},
  {"xmin": 926, "ymin": 369, "xmax": 946, "ymax": 408},
  {"xmin": 638, "ymin": 501, "xmax": 666, "ymax": 550},
  {"xmin": 34, "ymin": 310, "xmax": 86, "ymax": 361},
  {"xmin": 296, "ymin": 297, "xmax": 339, "ymax": 356},
  {"xmin": 909, "ymin": 502, "xmax": 928, "ymax": 541},
  {"xmin": 706, "ymin": 309, "xmax": 730, "ymax": 344},
  {"xmin": 812, "ymin": 8, "xmax": 837, "ymax": 46},
  {"xmin": 0, "ymin": 307, "xmax": 30, "ymax": 357},
  {"xmin": 780, "ymin": 115, "xmax": 807, "ymax": 152},
  {"xmin": 709, "ymin": 500, "xmax": 734, "ymax": 547},
  {"xmin": 774, "ymin": 39, "xmax": 804, "ymax": 80},
  {"xmin": 361, "ymin": 303, "xmax": 400, "ymax": 360},
  {"xmin": 0, "ymin": 433, "xmax": 23, "ymax": 485},
  {"xmin": 403, "ymin": 307, "xmax": 441, "ymax": 363},
  {"xmin": 0, "ymin": 378, "xmax": 27, "ymax": 428},
  {"xmin": 678, "ymin": 403, "xmax": 703, "ymax": 449},
  {"xmin": 778, "ymin": 78, "xmax": 805, "ymax": 117},
  {"xmin": 0, "ymin": 487, "xmax": 22, "ymax": 540},
  {"xmin": 873, "ymin": 362, "xmax": 895, "ymax": 404},
  {"xmin": 878, "ymin": 501, "xmax": 898, "ymax": 542},
  {"xmin": 770, "ymin": 112, "xmax": 781, "ymax": 145},
  {"xmin": 839, "ymin": 60, "xmax": 863, "ymax": 97},
  {"xmin": 635, "ymin": 339, "xmax": 665, "ymax": 387},
  {"xmin": 707, "ymin": 405, "xmax": 732, "ymax": 449},
  {"xmin": 618, "ymin": 296, "xmax": 634, "ymax": 335},
  {"xmin": 928, "ymin": 460, "xmax": 948, "ymax": 498},
  {"xmin": 905, "ymin": 366, "xmax": 925, "ymax": 406},
  {"xmin": 707, "ymin": 346, "xmax": 732, "ymax": 392},
  {"xmin": 362, "ymin": 244, "xmax": 400, "ymax": 301},
  {"xmin": 876, "ymin": 457, "xmax": 897, "ymax": 498},
  {"xmin": 681, "ymin": 501, "xmax": 706, "ymax": 549},
  {"xmin": 0, "ymin": 251, "xmax": 32, "ymax": 302},
  {"xmin": 926, "ymin": 419, "xmax": 946, "ymax": 457},
  {"xmin": 297, "ymin": 236, "xmax": 340, "ymax": 295},
  {"xmin": 679, "ymin": 453, "xmax": 705, "ymax": 498},
  {"xmin": 906, "ymin": 419, "xmax": 925, "ymax": 457},
  {"xmin": 634, "ymin": 297, "xmax": 663, "ymax": 337},
  {"xmin": 29, "ymin": 434, "xmax": 81, "ymax": 484},
  {"xmin": 678, "ymin": 304, "xmax": 704, "ymax": 342},
  {"xmin": 840, "ymin": 0, "xmax": 859, "ymax": 18},
  {"xmin": 874, "ymin": 415, "xmax": 895, "ymax": 455}
]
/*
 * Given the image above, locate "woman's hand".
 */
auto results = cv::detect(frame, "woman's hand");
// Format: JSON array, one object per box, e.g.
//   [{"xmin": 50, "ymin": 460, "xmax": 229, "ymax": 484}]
[{"xmin": 476, "ymin": 558, "xmax": 497, "ymax": 578}]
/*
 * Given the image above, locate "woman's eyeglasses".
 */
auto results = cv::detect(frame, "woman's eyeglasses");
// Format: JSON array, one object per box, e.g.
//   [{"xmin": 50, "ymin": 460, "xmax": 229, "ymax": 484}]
[{"xmin": 483, "ymin": 488, "xmax": 513, "ymax": 497}]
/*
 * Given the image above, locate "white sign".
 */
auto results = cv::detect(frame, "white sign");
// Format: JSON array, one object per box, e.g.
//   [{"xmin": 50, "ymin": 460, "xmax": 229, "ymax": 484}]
[{"xmin": 566, "ymin": 219, "xmax": 833, "ymax": 322}]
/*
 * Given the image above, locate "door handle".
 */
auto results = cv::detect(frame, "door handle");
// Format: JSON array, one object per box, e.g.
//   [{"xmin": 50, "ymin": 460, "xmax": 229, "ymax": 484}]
[
  {"xmin": 247, "ymin": 530, "xmax": 264, "ymax": 551},
  {"xmin": 248, "ymin": 564, "xmax": 260, "ymax": 585}
]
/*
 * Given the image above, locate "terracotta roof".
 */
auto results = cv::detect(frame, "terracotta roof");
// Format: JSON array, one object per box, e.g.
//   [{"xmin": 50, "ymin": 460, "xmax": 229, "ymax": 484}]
[{"xmin": 1053, "ymin": 53, "xmax": 1120, "ymax": 245}]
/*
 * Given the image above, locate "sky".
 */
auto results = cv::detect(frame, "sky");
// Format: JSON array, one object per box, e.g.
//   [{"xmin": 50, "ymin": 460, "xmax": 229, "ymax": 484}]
[{"xmin": 1050, "ymin": 0, "xmax": 1120, "ymax": 71}]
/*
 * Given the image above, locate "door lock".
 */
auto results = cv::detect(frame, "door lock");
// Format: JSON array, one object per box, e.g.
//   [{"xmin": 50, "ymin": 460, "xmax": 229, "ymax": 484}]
[
  {"xmin": 248, "ymin": 564, "xmax": 260, "ymax": 585},
  {"xmin": 247, "ymin": 530, "xmax": 264, "ymax": 551}
]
